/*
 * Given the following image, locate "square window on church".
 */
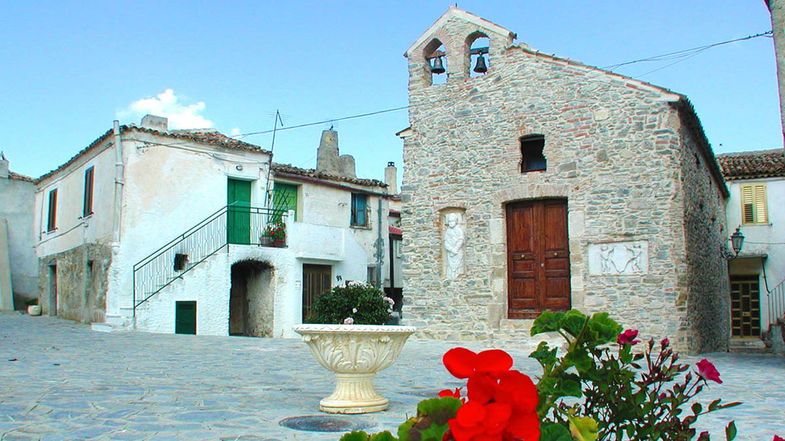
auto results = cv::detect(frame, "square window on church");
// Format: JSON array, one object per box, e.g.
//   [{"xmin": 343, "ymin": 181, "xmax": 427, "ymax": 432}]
[{"xmin": 521, "ymin": 135, "xmax": 546, "ymax": 172}]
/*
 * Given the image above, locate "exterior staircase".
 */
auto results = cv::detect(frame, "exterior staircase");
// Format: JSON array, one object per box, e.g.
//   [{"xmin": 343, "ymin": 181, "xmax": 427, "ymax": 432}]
[
  {"xmin": 760, "ymin": 278, "xmax": 785, "ymax": 354},
  {"xmin": 131, "ymin": 204, "xmax": 285, "ymax": 320}
]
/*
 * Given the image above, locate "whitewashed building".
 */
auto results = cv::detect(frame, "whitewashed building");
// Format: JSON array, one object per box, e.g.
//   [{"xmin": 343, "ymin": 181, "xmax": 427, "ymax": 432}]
[
  {"xmin": 717, "ymin": 149, "xmax": 785, "ymax": 345},
  {"xmin": 0, "ymin": 154, "xmax": 36, "ymax": 310},
  {"xmin": 34, "ymin": 116, "xmax": 392, "ymax": 337}
]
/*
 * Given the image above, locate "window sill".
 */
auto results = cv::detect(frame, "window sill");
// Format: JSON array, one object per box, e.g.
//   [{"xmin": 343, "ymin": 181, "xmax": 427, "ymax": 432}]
[
  {"xmin": 741, "ymin": 223, "xmax": 772, "ymax": 227},
  {"xmin": 350, "ymin": 224, "xmax": 372, "ymax": 230}
]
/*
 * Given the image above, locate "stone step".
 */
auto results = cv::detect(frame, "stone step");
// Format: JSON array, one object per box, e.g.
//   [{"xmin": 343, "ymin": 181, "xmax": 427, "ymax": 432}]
[
  {"xmin": 729, "ymin": 338, "xmax": 768, "ymax": 354},
  {"xmin": 91, "ymin": 322, "xmax": 115, "ymax": 333}
]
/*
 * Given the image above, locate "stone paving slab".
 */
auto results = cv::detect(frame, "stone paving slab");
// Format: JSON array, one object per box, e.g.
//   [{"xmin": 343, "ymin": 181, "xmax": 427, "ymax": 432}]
[{"xmin": 0, "ymin": 312, "xmax": 783, "ymax": 440}]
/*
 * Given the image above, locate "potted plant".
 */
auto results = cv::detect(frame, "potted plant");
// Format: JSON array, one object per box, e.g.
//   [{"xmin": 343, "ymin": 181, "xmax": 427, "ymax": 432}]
[
  {"xmin": 293, "ymin": 281, "xmax": 415, "ymax": 414},
  {"xmin": 261, "ymin": 222, "xmax": 286, "ymax": 247}
]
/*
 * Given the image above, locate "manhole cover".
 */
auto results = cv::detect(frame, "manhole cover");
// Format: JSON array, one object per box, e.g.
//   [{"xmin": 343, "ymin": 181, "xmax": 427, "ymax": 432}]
[{"xmin": 279, "ymin": 415, "xmax": 373, "ymax": 432}]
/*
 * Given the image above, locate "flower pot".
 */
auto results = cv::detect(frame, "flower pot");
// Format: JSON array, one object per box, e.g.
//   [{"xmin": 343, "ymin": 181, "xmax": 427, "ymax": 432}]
[
  {"xmin": 27, "ymin": 305, "xmax": 41, "ymax": 316},
  {"xmin": 293, "ymin": 324, "xmax": 416, "ymax": 414},
  {"xmin": 271, "ymin": 239, "xmax": 285, "ymax": 247}
]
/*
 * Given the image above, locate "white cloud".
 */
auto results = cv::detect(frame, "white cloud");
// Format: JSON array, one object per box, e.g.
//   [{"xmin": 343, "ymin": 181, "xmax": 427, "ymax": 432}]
[
  {"xmin": 229, "ymin": 127, "xmax": 241, "ymax": 136},
  {"xmin": 118, "ymin": 89, "xmax": 213, "ymax": 129}
]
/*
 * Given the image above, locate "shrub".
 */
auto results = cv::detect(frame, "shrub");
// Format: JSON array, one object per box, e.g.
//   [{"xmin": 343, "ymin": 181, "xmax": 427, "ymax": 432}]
[{"xmin": 308, "ymin": 281, "xmax": 394, "ymax": 325}]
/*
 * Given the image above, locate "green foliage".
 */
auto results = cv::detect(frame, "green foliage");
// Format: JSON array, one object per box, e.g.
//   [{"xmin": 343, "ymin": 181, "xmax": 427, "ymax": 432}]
[
  {"xmin": 308, "ymin": 282, "xmax": 392, "ymax": 325},
  {"xmin": 530, "ymin": 309, "xmax": 741, "ymax": 441},
  {"xmin": 343, "ymin": 396, "xmax": 461, "ymax": 441}
]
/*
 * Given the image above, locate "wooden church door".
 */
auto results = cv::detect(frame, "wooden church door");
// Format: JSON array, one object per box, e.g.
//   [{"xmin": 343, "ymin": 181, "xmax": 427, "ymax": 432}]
[{"xmin": 506, "ymin": 199, "xmax": 571, "ymax": 318}]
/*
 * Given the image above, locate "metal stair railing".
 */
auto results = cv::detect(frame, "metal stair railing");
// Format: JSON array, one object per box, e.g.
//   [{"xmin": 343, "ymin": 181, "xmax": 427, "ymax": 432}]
[
  {"xmin": 768, "ymin": 278, "xmax": 785, "ymax": 326},
  {"xmin": 132, "ymin": 204, "xmax": 286, "ymax": 316}
]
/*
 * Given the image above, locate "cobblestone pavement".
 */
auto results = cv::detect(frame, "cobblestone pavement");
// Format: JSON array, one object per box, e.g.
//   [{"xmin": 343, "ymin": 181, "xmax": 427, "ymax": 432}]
[{"xmin": 1, "ymin": 312, "xmax": 783, "ymax": 441}]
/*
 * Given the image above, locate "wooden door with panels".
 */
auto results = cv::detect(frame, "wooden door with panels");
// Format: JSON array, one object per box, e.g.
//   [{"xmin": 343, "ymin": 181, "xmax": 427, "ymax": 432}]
[
  {"xmin": 506, "ymin": 199, "xmax": 571, "ymax": 318},
  {"xmin": 729, "ymin": 275, "xmax": 761, "ymax": 337}
]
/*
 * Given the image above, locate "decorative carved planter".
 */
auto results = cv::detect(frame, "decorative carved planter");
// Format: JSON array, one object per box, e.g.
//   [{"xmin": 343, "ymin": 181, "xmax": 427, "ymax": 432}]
[{"xmin": 293, "ymin": 324, "xmax": 416, "ymax": 414}]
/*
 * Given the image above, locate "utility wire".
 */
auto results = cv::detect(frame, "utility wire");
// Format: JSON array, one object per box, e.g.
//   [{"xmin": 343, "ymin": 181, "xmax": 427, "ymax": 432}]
[
  {"xmin": 603, "ymin": 30, "xmax": 772, "ymax": 71},
  {"xmin": 233, "ymin": 106, "xmax": 409, "ymax": 139}
]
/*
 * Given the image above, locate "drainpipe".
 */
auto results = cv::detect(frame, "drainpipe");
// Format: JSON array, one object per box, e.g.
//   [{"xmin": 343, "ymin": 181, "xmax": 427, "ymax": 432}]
[
  {"xmin": 375, "ymin": 198, "xmax": 383, "ymax": 288},
  {"xmin": 112, "ymin": 121, "xmax": 124, "ymax": 244}
]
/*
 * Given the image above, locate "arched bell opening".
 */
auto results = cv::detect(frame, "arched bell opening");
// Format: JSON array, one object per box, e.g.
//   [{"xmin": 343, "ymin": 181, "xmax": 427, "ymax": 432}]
[
  {"xmin": 466, "ymin": 32, "xmax": 490, "ymax": 78},
  {"xmin": 229, "ymin": 259, "xmax": 274, "ymax": 337},
  {"xmin": 424, "ymin": 38, "xmax": 447, "ymax": 85}
]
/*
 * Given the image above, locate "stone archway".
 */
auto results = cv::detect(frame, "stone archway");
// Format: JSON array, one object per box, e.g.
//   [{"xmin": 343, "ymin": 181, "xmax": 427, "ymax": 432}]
[{"xmin": 229, "ymin": 260, "xmax": 274, "ymax": 337}]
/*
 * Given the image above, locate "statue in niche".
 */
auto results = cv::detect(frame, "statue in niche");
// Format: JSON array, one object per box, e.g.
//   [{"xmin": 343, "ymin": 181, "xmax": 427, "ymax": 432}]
[{"xmin": 443, "ymin": 212, "xmax": 465, "ymax": 279}]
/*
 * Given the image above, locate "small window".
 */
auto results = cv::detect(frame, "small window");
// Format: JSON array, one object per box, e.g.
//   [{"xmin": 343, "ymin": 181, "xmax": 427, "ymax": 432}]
[
  {"xmin": 83, "ymin": 166, "xmax": 94, "ymax": 217},
  {"xmin": 47, "ymin": 189, "xmax": 58, "ymax": 232},
  {"xmin": 367, "ymin": 265, "xmax": 378, "ymax": 286},
  {"xmin": 521, "ymin": 135, "xmax": 546, "ymax": 172},
  {"xmin": 351, "ymin": 193, "xmax": 369, "ymax": 227},
  {"xmin": 741, "ymin": 183, "xmax": 768, "ymax": 224}
]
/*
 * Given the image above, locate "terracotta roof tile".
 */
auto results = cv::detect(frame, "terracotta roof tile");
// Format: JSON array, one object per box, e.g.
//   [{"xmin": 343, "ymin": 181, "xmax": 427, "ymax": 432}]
[
  {"xmin": 37, "ymin": 126, "xmax": 269, "ymax": 183},
  {"xmin": 716, "ymin": 149, "xmax": 785, "ymax": 181},
  {"xmin": 8, "ymin": 171, "xmax": 34, "ymax": 182},
  {"xmin": 272, "ymin": 163, "xmax": 387, "ymax": 188}
]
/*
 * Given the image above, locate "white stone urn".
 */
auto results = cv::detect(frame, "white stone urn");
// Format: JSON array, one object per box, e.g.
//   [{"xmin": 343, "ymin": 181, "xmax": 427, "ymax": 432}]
[
  {"xmin": 293, "ymin": 324, "xmax": 416, "ymax": 414},
  {"xmin": 27, "ymin": 305, "xmax": 41, "ymax": 316}
]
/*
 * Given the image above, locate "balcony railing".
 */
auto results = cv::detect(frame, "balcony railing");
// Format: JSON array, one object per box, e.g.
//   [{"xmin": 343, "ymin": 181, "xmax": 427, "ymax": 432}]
[
  {"xmin": 768, "ymin": 278, "xmax": 785, "ymax": 326},
  {"xmin": 132, "ymin": 204, "xmax": 287, "ymax": 315}
]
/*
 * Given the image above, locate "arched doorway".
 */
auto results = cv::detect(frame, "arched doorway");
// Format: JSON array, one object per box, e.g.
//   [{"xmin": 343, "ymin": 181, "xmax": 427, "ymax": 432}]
[{"xmin": 229, "ymin": 260, "xmax": 274, "ymax": 337}]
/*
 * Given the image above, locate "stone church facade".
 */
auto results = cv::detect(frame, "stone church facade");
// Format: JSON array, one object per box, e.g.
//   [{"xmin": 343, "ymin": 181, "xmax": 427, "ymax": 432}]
[{"xmin": 399, "ymin": 7, "xmax": 730, "ymax": 353}]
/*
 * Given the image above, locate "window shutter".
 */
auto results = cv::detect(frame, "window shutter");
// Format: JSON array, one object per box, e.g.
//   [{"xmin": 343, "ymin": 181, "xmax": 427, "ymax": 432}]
[
  {"xmin": 47, "ymin": 189, "xmax": 58, "ymax": 231},
  {"xmin": 754, "ymin": 184, "xmax": 767, "ymax": 224},
  {"xmin": 83, "ymin": 166, "xmax": 94, "ymax": 217},
  {"xmin": 741, "ymin": 185, "xmax": 755, "ymax": 224}
]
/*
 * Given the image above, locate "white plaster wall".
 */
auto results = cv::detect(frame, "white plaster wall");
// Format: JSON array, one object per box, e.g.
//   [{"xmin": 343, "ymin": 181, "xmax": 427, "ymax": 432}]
[
  {"xmin": 726, "ymin": 177, "xmax": 785, "ymax": 329},
  {"xmin": 0, "ymin": 177, "xmax": 36, "ymax": 299},
  {"xmin": 134, "ymin": 245, "xmax": 296, "ymax": 336},
  {"xmin": 35, "ymin": 143, "xmax": 117, "ymax": 258},
  {"xmin": 106, "ymin": 130, "xmax": 271, "ymax": 319}
]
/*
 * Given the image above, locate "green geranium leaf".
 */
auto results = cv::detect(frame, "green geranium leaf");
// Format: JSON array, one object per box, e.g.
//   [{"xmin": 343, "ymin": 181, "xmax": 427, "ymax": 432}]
[
  {"xmin": 530, "ymin": 341, "xmax": 558, "ymax": 368},
  {"xmin": 341, "ymin": 431, "xmax": 370, "ymax": 441},
  {"xmin": 586, "ymin": 312, "xmax": 622, "ymax": 344},
  {"xmin": 397, "ymin": 418, "xmax": 416, "ymax": 441},
  {"xmin": 557, "ymin": 377, "xmax": 582, "ymax": 397},
  {"xmin": 562, "ymin": 310, "xmax": 588, "ymax": 337},
  {"xmin": 540, "ymin": 423, "xmax": 573, "ymax": 441},
  {"xmin": 568, "ymin": 415, "xmax": 599, "ymax": 441},
  {"xmin": 416, "ymin": 396, "xmax": 462, "ymax": 425},
  {"xmin": 564, "ymin": 348, "xmax": 593, "ymax": 374},
  {"xmin": 725, "ymin": 421, "xmax": 737, "ymax": 441},
  {"xmin": 532, "ymin": 311, "xmax": 565, "ymax": 335},
  {"xmin": 416, "ymin": 423, "xmax": 450, "ymax": 441},
  {"xmin": 369, "ymin": 432, "xmax": 397, "ymax": 441},
  {"xmin": 691, "ymin": 402, "xmax": 702, "ymax": 415}
]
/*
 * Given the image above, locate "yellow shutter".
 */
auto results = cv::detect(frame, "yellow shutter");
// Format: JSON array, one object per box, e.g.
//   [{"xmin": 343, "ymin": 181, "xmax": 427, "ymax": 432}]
[
  {"xmin": 740, "ymin": 183, "xmax": 768, "ymax": 224},
  {"xmin": 754, "ymin": 184, "xmax": 767, "ymax": 224},
  {"xmin": 741, "ymin": 185, "xmax": 755, "ymax": 224}
]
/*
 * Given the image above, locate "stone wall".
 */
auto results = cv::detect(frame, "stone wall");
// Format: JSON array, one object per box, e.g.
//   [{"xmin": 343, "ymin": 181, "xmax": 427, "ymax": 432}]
[
  {"xmin": 400, "ymin": 10, "xmax": 729, "ymax": 352},
  {"xmin": 676, "ymin": 110, "xmax": 731, "ymax": 352},
  {"xmin": 38, "ymin": 243, "xmax": 111, "ymax": 323}
]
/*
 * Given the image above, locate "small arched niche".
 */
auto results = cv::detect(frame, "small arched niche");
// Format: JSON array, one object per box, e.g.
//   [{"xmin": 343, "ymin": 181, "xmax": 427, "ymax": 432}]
[
  {"xmin": 424, "ymin": 38, "xmax": 447, "ymax": 85},
  {"xmin": 466, "ymin": 32, "xmax": 490, "ymax": 78}
]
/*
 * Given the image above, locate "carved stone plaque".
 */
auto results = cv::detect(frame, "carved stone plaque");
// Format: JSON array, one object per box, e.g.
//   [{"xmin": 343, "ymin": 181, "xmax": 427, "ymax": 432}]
[{"xmin": 588, "ymin": 240, "xmax": 648, "ymax": 275}]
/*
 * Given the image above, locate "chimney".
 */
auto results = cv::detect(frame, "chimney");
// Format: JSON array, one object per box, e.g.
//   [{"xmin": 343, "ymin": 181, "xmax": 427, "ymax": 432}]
[
  {"xmin": 316, "ymin": 129, "xmax": 341, "ymax": 175},
  {"xmin": 384, "ymin": 161, "xmax": 398, "ymax": 194},
  {"xmin": 0, "ymin": 152, "xmax": 8, "ymax": 179},
  {"xmin": 141, "ymin": 114, "xmax": 168, "ymax": 131}
]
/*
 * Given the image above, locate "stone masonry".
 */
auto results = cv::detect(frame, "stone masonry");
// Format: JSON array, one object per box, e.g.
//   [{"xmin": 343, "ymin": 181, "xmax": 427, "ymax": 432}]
[
  {"xmin": 38, "ymin": 242, "xmax": 111, "ymax": 323},
  {"xmin": 400, "ymin": 7, "xmax": 730, "ymax": 353}
]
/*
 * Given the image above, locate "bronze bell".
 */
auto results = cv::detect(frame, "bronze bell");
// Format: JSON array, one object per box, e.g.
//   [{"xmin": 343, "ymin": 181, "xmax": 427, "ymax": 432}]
[
  {"xmin": 431, "ymin": 56, "xmax": 445, "ymax": 74},
  {"xmin": 473, "ymin": 54, "xmax": 488, "ymax": 73}
]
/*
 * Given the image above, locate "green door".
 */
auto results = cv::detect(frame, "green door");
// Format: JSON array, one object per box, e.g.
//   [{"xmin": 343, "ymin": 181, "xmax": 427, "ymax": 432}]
[
  {"xmin": 175, "ymin": 301, "xmax": 197, "ymax": 334},
  {"xmin": 227, "ymin": 179, "xmax": 252, "ymax": 244},
  {"xmin": 273, "ymin": 182, "xmax": 298, "ymax": 223}
]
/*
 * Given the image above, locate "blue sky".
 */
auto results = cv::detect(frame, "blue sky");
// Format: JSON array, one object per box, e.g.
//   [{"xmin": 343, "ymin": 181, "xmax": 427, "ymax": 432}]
[{"xmin": 0, "ymin": 1, "xmax": 780, "ymax": 182}]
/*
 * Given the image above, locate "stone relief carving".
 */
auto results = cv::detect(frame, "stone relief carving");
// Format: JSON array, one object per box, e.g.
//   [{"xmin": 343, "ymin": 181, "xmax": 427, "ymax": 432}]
[
  {"xmin": 443, "ymin": 211, "xmax": 465, "ymax": 279},
  {"xmin": 589, "ymin": 240, "xmax": 648, "ymax": 275}
]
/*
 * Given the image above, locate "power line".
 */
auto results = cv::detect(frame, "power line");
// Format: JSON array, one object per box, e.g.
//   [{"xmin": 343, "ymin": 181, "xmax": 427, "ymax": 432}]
[
  {"xmin": 233, "ymin": 106, "xmax": 409, "ymax": 139},
  {"xmin": 603, "ymin": 30, "xmax": 772, "ymax": 71}
]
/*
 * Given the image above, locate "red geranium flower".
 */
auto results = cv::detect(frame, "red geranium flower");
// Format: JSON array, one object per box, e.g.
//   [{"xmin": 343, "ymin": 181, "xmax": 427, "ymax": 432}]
[
  {"xmin": 773, "ymin": 436, "xmax": 784, "ymax": 441},
  {"xmin": 443, "ymin": 348, "xmax": 513, "ymax": 379},
  {"xmin": 696, "ymin": 359, "xmax": 722, "ymax": 384},
  {"xmin": 617, "ymin": 329, "xmax": 640, "ymax": 345}
]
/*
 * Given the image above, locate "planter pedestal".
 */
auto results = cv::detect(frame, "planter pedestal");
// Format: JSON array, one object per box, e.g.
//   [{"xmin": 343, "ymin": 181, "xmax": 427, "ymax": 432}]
[{"xmin": 293, "ymin": 324, "xmax": 416, "ymax": 414}]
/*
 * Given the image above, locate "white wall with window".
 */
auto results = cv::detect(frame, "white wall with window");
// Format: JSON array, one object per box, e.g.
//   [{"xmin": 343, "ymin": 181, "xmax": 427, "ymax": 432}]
[{"xmin": 726, "ymin": 177, "xmax": 785, "ymax": 335}]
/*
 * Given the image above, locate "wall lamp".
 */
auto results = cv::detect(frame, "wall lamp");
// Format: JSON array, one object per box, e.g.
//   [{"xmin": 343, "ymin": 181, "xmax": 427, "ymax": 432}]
[{"xmin": 722, "ymin": 226, "xmax": 745, "ymax": 260}]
